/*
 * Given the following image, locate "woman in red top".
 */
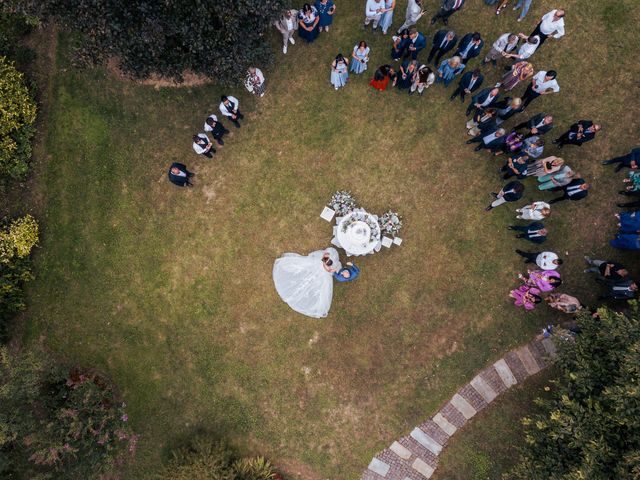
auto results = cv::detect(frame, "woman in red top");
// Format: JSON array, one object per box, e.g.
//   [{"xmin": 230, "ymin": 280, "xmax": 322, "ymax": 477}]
[{"xmin": 369, "ymin": 64, "xmax": 396, "ymax": 91}]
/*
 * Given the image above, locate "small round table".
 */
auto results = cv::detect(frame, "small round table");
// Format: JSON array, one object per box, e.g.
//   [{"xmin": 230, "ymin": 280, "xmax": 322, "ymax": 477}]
[{"xmin": 333, "ymin": 210, "xmax": 381, "ymax": 256}]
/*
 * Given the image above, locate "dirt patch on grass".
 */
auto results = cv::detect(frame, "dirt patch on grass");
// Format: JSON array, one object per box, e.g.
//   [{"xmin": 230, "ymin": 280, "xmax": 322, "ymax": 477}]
[
  {"xmin": 106, "ymin": 59, "xmax": 212, "ymax": 89},
  {"xmin": 276, "ymin": 458, "xmax": 325, "ymax": 480}
]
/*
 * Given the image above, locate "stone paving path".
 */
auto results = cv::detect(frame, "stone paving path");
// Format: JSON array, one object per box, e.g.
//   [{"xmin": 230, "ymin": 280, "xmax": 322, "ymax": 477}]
[{"xmin": 361, "ymin": 337, "xmax": 557, "ymax": 480}]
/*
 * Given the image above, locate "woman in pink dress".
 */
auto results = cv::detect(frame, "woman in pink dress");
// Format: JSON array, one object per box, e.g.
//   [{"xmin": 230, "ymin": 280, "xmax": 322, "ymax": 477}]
[
  {"xmin": 509, "ymin": 284, "xmax": 542, "ymax": 310},
  {"xmin": 520, "ymin": 270, "xmax": 562, "ymax": 292},
  {"xmin": 499, "ymin": 61, "xmax": 533, "ymax": 91}
]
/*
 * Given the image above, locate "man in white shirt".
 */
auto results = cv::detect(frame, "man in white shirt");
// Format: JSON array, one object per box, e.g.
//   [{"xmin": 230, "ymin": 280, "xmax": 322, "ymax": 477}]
[
  {"xmin": 219, "ymin": 95, "xmax": 244, "ymax": 128},
  {"xmin": 505, "ymin": 34, "xmax": 539, "ymax": 62},
  {"xmin": 364, "ymin": 0, "xmax": 385, "ymax": 30},
  {"xmin": 274, "ymin": 9, "xmax": 298, "ymax": 54},
  {"xmin": 482, "ymin": 33, "xmax": 519, "ymax": 66},
  {"xmin": 531, "ymin": 9, "xmax": 565, "ymax": 46},
  {"xmin": 397, "ymin": 0, "xmax": 425, "ymax": 33},
  {"xmin": 192, "ymin": 133, "xmax": 215, "ymax": 158},
  {"xmin": 516, "ymin": 249, "xmax": 563, "ymax": 270},
  {"xmin": 522, "ymin": 70, "xmax": 559, "ymax": 109}
]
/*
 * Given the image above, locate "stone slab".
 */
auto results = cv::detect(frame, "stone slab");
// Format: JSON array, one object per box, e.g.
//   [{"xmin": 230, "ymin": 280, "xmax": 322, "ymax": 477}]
[
  {"xmin": 390, "ymin": 441, "xmax": 412, "ymax": 460},
  {"xmin": 516, "ymin": 345, "xmax": 541, "ymax": 375},
  {"xmin": 470, "ymin": 374, "xmax": 498, "ymax": 403},
  {"xmin": 368, "ymin": 458, "xmax": 390, "ymax": 477},
  {"xmin": 410, "ymin": 428, "xmax": 443, "ymax": 455},
  {"xmin": 419, "ymin": 419, "xmax": 450, "ymax": 446},
  {"xmin": 541, "ymin": 337, "xmax": 557, "ymax": 358},
  {"xmin": 494, "ymin": 358, "xmax": 517, "ymax": 388},
  {"xmin": 433, "ymin": 412, "xmax": 457, "ymax": 436},
  {"xmin": 412, "ymin": 458, "xmax": 435, "ymax": 478},
  {"xmin": 451, "ymin": 393, "xmax": 477, "ymax": 420}
]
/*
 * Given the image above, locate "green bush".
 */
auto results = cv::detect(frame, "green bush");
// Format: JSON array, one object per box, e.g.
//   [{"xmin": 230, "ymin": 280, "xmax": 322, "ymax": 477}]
[
  {"xmin": 0, "ymin": 346, "xmax": 137, "ymax": 479},
  {"xmin": 157, "ymin": 437, "xmax": 279, "ymax": 480},
  {"xmin": 0, "ymin": 55, "xmax": 36, "ymax": 180},
  {"xmin": 509, "ymin": 303, "xmax": 640, "ymax": 479}
]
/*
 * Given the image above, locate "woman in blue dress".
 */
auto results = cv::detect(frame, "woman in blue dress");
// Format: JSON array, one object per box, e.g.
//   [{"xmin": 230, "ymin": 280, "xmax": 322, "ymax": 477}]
[
  {"xmin": 315, "ymin": 0, "xmax": 336, "ymax": 32},
  {"xmin": 397, "ymin": 59, "xmax": 417, "ymax": 90},
  {"xmin": 330, "ymin": 53, "xmax": 349, "ymax": 90},
  {"xmin": 379, "ymin": 0, "xmax": 396, "ymax": 35},
  {"xmin": 350, "ymin": 41, "xmax": 370, "ymax": 74},
  {"xmin": 436, "ymin": 56, "xmax": 465, "ymax": 86},
  {"xmin": 298, "ymin": 4, "xmax": 320, "ymax": 43},
  {"xmin": 391, "ymin": 29, "xmax": 409, "ymax": 60}
]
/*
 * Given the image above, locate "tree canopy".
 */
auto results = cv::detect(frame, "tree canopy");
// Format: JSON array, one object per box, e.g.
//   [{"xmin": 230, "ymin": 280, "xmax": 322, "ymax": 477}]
[
  {"xmin": 510, "ymin": 304, "xmax": 640, "ymax": 479},
  {"xmin": 8, "ymin": 0, "xmax": 287, "ymax": 84}
]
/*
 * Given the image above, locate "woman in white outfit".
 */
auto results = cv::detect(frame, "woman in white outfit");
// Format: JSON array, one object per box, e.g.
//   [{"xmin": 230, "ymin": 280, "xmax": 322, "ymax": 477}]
[
  {"xmin": 516, "ymin": 201, "xmax": 551, "ymax": 220},
  {"xmin": 273, "ymin": 247, "xmax": 341, "ymax": 318}
]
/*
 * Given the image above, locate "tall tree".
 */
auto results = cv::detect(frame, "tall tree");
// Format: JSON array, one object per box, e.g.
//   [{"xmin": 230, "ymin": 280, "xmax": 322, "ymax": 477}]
[
  {"xmin": 510, "ymin": 304, "xmax": 640, "ymax": 479},
  {"xmin": 7, "ymin": 0, "xmax": 287, "ymax": 84}
]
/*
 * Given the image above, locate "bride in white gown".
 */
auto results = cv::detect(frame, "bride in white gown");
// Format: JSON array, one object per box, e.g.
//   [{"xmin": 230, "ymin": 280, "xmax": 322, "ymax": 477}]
[{"xmin": 273, "ymin": 247, "xmax": 341, "ymax": 318}]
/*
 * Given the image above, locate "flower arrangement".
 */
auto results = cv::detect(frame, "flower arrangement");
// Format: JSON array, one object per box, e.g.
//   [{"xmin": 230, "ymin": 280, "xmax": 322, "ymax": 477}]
[
  {"xmin": 328, "ymin": 190, "xmax": 358, "ymax": 216},
  {"xmin": 340, "ymin": 211, "xmax": 380, "ymax": 243},
  {"xmin": 379, "ymin": 211, "xmax": 403, "ymax": 237}
]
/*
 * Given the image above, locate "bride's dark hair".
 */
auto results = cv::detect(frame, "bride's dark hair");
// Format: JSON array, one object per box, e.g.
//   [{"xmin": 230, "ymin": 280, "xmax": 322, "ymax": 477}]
[{"xmin": 324, "ymin": 258, "xmax": 333, "ymax": 266}]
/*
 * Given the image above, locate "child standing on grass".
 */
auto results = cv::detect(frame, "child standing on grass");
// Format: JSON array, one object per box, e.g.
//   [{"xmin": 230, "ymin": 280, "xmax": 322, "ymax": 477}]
[{"xmin": 330, "ymin": 53, "xmax": 349, "ymax": 90}]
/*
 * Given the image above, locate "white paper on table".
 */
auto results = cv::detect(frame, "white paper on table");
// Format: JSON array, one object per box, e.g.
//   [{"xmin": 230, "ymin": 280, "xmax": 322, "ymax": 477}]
[
  {"xmin": 393, "ymin": 237, "xmax": 403, "ymax": 246},
  {"xmin": 320, "ymin": 206, "xmax": 335, "ymax": 222},
  {"xmin": 381, "ymin": 236, "xmax": 393, "ymax": 248}
]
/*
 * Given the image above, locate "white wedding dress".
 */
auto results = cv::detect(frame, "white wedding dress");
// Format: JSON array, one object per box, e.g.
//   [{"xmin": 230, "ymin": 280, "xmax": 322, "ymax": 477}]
[{"xmin": 273, "ymin": 248, "xmax": 342, "ymax": 318}]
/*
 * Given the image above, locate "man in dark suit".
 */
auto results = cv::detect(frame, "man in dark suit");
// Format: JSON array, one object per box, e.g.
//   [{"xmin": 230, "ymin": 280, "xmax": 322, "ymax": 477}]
[
  {"xmin": 407, "ymin": 28, "xmax": 427, "ymax": 59},
  {"xmin": 598, "ymin": 279, "xmax": 637, "ymax": 300},
  {"xmin": 450, "ymin": 68, "xmax": 483, "ymax": 102},
  {"xmin": 431, "ymin": 0, "xmax": 465, "ymax": 26},
  {"xmin": 508, "ymin": 222, "xmax": 547, "ymax": 244},
  {"xmin": 485, "ymin": 181, "xmax": 524, "ymax": 211},
  {"xmin": 168, "ymin": 163, "xmax": 194, "ymax": 187},
  {"xmin": 549, "ymin": 178, "xmax": 589, "ymax": 204},
  {"xmin": 553, "ymin": 120, "xmax": 601, "ymax": 148},
  {"xmin": 454, "ymin": 32, "xmax": 484, "ymax": 64},
  {"xmin": 467, "ymin": 127, "xmax": 506, "ymax": 153},
  {"xmin": 428, "ymin": 29, "xmax": 457, "ymax": 65},
  {"xmin": 465, "ymin": 87, "xmax": 500, "ymax": 116},
  {"xmin": 513, "ymin": 113, "xmax": 554, "ymax": 137},
  {"xmin": 602, "ymin": 147, "xmax": 640, "ymax": 172}
]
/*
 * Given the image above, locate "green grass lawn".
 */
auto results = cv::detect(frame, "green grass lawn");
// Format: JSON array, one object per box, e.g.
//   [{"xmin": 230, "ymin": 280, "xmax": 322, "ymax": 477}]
[{"xmin": 21, "ymin": 1, "xmax": 640, "ymax": 478}]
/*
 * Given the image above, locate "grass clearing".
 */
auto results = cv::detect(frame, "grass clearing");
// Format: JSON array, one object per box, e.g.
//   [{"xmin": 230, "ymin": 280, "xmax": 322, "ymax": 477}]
[{"xmin": 20, "ymin": 1, "xmax": 640, "ymax": 478}]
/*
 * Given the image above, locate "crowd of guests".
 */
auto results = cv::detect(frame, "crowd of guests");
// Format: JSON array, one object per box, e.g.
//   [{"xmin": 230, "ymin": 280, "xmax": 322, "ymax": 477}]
[{"xmin": 171, "ymin": 1, "xmax": 637, "ymax": 319}]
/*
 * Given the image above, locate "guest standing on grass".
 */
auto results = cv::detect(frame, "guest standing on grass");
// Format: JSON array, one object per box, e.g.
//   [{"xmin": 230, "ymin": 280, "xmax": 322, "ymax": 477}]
[
  {"xmin": 397, "ymin": 59, "xmax": 418, "ymax": 90},
  {"xmin": 610, "ymin": 234, "xmax": 640, "ymax": 251},
  {"xmin": 485, "ymin": 181, "xmax": 524, "ymax": 211},
  {"xmin": 350, "ymin": 41, "xmax": 370, "ymax": 74},
  {"xmin": 466, "ymin": 87, "xmax": 500, "ymax": 116},
  {"xmin": 527, "ymin": 155, "xmax": 564, "ymax": 178},
  {"xmin": 192, "ymin": 133, "xmax": 215, "ymax": 158},
  {"xmin": 274, "ymin": 8, "xmax": 298, "ymax": 54},
  {"xmin": 548, "ymin": 178, "xmax": 589, "ymax": 204},
  {"xmin": 616, "ymin": 211, "xmax": 640, "ymax": 234},
  {"xmin": 602, "ymin": 147, "xmax": 640, "ymax": 172},
  {"xmin": 466, "ymin": 108, "xmax": 497, "ymax": 137},
  {"xmin": 219, "ymin": 95, "xmax": 244, "ymax": 128},
  {"xmin": 508, "ymin": 222, "xmax": 547, "ymax": 244},
  {"xmin": 498, "ymin": 61, "xmax": 534, "ymax": 92},
  {"xmin": 522, "ymin": 136, "xmax": 544, "ymax": 159},
  {"xmin": 500, "ymin": 152, "xmax": 529, "ymax": 179},
  {"xmin": 510, "ymin": 284, "xmax": 542, "ymax": 310},
  {"xmin": 516, "ymin": 201, "xmax": 550, "ymax": 220},
  {"xmin": 379, "ymin": 0, "xmax": 396, "ymax": 35},
  {"xmin": 370, "ymin": 65, "xmax": 396, "ymax": 91},
  {"xmin": 469, "ymin": 128, "xmax": 507, "ymax": 153},
  {"xmin": 244, "ymin": 67, "xmax": 266, "ymax": 97},
  {"xmin": 330, "ymin": 53, "xmax": 349, "ymax": 90},
  {"xmin": 391, "ymin": 29, "xmax": 410, "ymax": 60},
  {"xmin": 298, "ymin": 4, "xmax": 320, "ymax": 43},
  {"xmin": 364, "ymin": 0, "xmax": 385, "ymax": 31},
  {"xmin": 513, "ymin": 0, "xmax": 533, "ymax": 22},
  {"xmin": 531, "ymin": 9, "xmax": 565, "ymax": 47},
  {"xmin": 454, "ymin": 32, "xmax": 484, "ymax": 65},
  {"xmin": 431, "ymin": 0, "xmax": 465, "ymax": 27},
  {"xmin": 504, "ymin": 34, "xmax": 539, "ymax": 61},
  {"xmin": 497, "ymin": 131, "xmax": 524, "ymax": 156},
  {"xmin": 515, "ymin": 249, "xmax": 562, "ymax": 270},
  {"xmin": 553, "ymin": 120, "xmax": 601, "ymax": 148},
  {"xmin": 397, "ymin": 0, "xmax": 424, "ymax": 33},
  {"xmin": 437, "ymin": 56, "xmax": 465, "ymax": 86},
  {"xmin": 597, "ymin": 279, "xmax": 638, "ymax": 299},
  {"xmin": 406, "ymin": 28, "xmax": 427, "ymax": 60},
  {"xmin": 450, "ymin": 68, "xmax": 483, "ymax": 102},
  {"xmin": 482, "ymin": 33, "xmax": 519, "ymax": 66},
  {"xmin": 168, "ymin": 162, "xmax": 194, "ymax": 187},
  {"xmin": 495, "ymin": 97, "xmax": 523, "ymax": 124},
  {"xmin": 411, "ymin": 65, "xmax": 435, "ymax": 95},
  {"xmin": 537, "ymin": 165, "xmax": 574, "ymax": 190},
  {"xmin": 315, "ymin": 0, "xmax": 336, "ymax": 33},
  {"xmin": 514, "ymin": 113, "xmax": 554, "ymax": 137},
  {"xmin": 203, "ymin": 114, "xmax": 230, "ymax": 146},
  {"xmin": 521, "ymin": 70, "xmax": 560, "ymax": 109},
  {"xmin": 428, "ymin": 30, "xmax": 457, "ymax": 65}
]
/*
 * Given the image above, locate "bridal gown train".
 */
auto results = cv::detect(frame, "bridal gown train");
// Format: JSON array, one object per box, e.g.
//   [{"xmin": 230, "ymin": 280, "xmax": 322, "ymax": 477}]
[{"xmin": 272, "ymin": 248, "xmax": 342, "ymax": 318}]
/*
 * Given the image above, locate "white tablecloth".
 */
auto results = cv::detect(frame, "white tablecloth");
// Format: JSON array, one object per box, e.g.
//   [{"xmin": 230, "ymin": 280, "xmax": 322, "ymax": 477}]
[{"xmin": 331, "ymin": 209, "xmax": 382, "ymax": 256}]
